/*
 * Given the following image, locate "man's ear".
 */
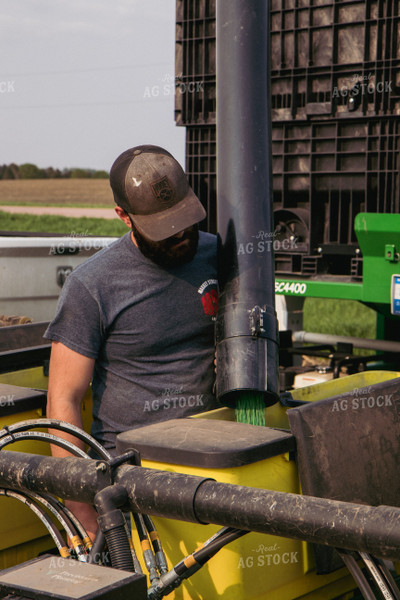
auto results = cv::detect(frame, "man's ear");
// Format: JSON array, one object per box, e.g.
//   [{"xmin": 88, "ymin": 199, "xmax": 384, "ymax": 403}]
[{"xmin": 115, "ymin": 206, "xmax": 132, "ymax": 228}]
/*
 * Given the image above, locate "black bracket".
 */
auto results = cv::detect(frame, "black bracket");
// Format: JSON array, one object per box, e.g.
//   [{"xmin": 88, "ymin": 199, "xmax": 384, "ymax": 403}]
[{"xmin": 95, "ymin": 449, "xmax": 140, "ymax": 487}]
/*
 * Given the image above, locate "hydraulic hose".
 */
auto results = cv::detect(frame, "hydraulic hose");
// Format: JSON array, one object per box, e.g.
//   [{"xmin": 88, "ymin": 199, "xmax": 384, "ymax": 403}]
[
  {"xmin": 339, "ymin": 553, "xmax": 377, "ymax": 600},
  {"xmin": 45, "ymin": 494, "xmax": 93, "ymax": 553},
  {"xmin": 375, "ymin": 559, "xmax": 400, "ymax": 600},
  {"xmin": 359, "ymin": 552, "xmax": 399, "ymax": 600},
  {"xmin": 127, "ymin": 444, "xmax": 168, "ymax": 576},
  {"xmin": 0, "ymin": 488, "xmax": 70, "ymax": 558},
  {"xmin": 24, "ymin": 490, "xmax": 86, "ymax": 560},
  {"xmin": 192, "ymin": 527, "xmax": 247, "ymax": 564},
  {"xmin": 87, "ymin": 530, "xmax": 107, "ymax": 565},
  {"xmin": 0, "ymin": 430, "xmax": 89, "ymax": 458},
  {"xmin": 0, "ymin": 418, "xmax": 112, "ymax": 460},
  {"xmin": 132, "ymin": 512, "xmax": 159, "ymax": 583},
  {"xmin": 148, "ymin": 527, "xmax": 247, "ymax": 599},
  {"xmin": 141, "ymin": 513, "xmax": 168, "ymax": 575}
]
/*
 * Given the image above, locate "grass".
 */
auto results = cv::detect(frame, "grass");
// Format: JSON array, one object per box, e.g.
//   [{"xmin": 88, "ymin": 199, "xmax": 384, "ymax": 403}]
[
  {"xmin": 0, "ymin": 179, "xmax": 113, "ymax": 207},
  {"xmin": 0, "ymin": 209, "xmax": 127, "ymax": 237},
  {"xmin": 303, "ymin": 297, "xmax": 377, "ymax": 340}
]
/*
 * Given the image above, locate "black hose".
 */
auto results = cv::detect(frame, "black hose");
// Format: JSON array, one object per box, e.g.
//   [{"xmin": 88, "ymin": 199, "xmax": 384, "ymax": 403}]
[
  {"xmin": 375, "ymin": 559, "xmax": 400, "ymax": 600},
  {"xmin": 132, "ymin": 512, "xmax": 148, "ymax": 542},
  {"xmin": 338, "ymin": 552, "xmax": 377, "ymax": 600},
  {"xmin": 42, "ymin": 493, "xmax": 92, "ymax": 552},
  {"xmin": 132, "ymin": 512, "xmax": 159, "ymax": 581},
  {"xmin": 103, "ymin": 525, "xmax": 134, "ymax": 571},
  {"xmin": 25, "ymin": 491, "xmax": 77, "ymax": 541},
  {"xmin": 359, "ymin": 552, "xmax": 398, "ymax": 600},
  {"xmin": 0, "ymin": 430, "xmax": 89, "ymax": 457},
  {"xmin": 148, "ymin": 527, "xmax": 248, "ymax": 599},
  {"xmin": 87, "ymin": 530, "xmax": 107, "ymax": 565},
  {"xmin": 0, "ymin": 488, "xmax": 69, "ymax": 558},
  {"xmin": 0, "ymin": 418, "xmax": 112, "ymax": 460},
  {"xmin": 175, "ymin": 527, "xmax": 247, "ymax": 576},
  {"xmin": 94, "ymin": 485, "xmax": 135, "ymax": 572},
  {"xmin": 142, "ymin": 514, "xmax": 163, "ymax": 554},
  {"xmin": 27, "ymin": 491, "xmax": 88, "ymax": 560},
  {"xmin": 127, "ymin": 445, "xmax": 167, "ymax": 574}
]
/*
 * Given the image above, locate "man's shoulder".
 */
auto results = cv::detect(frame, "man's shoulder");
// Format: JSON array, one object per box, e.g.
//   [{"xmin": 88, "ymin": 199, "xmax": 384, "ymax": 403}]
[
  {"xmin": 199, "ymin": 230, "xmax": 217, "ymax": 249},
  {"xmin": 192, "ymin": 231, "xmax": 217, "ymax": 273},
  {"xmin": 70, "ymin": 233, "xmax": 131, "ymax": 278},
  {"xmin": 199, "ymin": 230, "xmax": 216, "ymax": 241}
]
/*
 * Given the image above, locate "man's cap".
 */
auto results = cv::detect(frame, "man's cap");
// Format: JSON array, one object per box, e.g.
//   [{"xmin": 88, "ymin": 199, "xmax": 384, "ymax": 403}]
[{"xmin": 110, "ymin": 144, "xmax": 206, "ymax": 241}]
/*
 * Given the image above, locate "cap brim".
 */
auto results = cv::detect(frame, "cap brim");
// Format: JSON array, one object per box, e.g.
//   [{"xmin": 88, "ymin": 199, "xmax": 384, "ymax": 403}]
[{"xmin": 129, "ymin": 188, "xmax": 206, "ymax": 241}]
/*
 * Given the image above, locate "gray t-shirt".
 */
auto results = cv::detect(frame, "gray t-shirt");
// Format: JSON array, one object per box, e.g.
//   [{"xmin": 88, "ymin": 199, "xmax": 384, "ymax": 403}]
[{"xmin": 44, "ymin": 231, "xmax": 219, "ymax": 451}]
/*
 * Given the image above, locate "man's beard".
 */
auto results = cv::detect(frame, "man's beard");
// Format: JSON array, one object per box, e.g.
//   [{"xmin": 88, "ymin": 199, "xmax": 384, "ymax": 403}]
[{"xmin": 131, "ymin": 222, "xmax": 199, "ymax": 268}]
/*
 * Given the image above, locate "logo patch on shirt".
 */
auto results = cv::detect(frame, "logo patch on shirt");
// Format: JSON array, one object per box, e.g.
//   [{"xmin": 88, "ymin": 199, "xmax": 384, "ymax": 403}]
[
  {"xmin": 150, "ymin": 176, "xmax": 174, "ymax": 206},
  {"xmin": 198, "ymin": 279, "xmax": 218, "ymax": 317}
]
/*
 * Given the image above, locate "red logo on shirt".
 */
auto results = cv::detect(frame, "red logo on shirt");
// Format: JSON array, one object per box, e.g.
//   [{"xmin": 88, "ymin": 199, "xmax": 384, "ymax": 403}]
[{"xmin": 198, "ymin": 279, "xmax": 218, "ymax": 317}]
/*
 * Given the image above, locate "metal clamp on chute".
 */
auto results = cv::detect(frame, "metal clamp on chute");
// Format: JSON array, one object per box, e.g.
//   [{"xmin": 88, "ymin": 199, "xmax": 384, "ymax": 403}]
[{"xmin": 215, "ymin": 301, "xmax": 279, "ymax": 409}]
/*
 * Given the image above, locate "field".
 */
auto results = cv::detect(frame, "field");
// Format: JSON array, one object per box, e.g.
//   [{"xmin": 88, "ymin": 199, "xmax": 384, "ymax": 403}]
[
  {"xmin": 0, "ymin": 178, "xmax": 377, "ymax": 339},
  {"xmin": 0, "ymin": 209, "xmax": 127, "ymax": 237},
  {"xmin": 303, "ymin": 297, "xmax": 376, "ymax": 340},
  {"xmin": 0, "ymin": 179, "xmax": 126, "ymax": 236},
  {"xmin": 0, "ymin": 178, "xmax": 113, "ymax": 207}
]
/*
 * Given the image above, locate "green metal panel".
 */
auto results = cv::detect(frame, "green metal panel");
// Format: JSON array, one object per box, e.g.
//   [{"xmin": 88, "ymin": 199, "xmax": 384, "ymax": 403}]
[
  {"xmin": 355, "ymin": 213, "xmax": 400, "ymax": 306},
  {"xmin": 275, "ymin": 213, "xmax": 400, "ymax": 314},
  {"xmin": 275, "ymin": 278, "xmax": 362, "ymax": 301}
]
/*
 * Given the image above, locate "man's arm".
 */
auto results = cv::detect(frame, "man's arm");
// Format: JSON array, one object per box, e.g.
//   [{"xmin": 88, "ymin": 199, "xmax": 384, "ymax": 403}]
[{"xmin": 46, "ymin": 341, "xmax": 98, "ymax": 540}]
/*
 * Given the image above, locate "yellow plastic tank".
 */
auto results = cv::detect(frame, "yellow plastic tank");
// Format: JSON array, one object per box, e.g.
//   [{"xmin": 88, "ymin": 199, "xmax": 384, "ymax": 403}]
[
  {"xmin": 117, "ymin": 370, "xmax": 400, "ymax": 600},
  {"xmin": 117, "ymin": 417, "xmax": 355, "ymax": 600},
  {"xmin": 266, "ymin": 369, "xmax": 400, "ymax": 429},
  {"xmin": 0, "ymin": 367, "xmax": 93, "ymax": 569},
  {"xmin": 0, "ymin": 375, "xmax": 51, "ymax": 569}
]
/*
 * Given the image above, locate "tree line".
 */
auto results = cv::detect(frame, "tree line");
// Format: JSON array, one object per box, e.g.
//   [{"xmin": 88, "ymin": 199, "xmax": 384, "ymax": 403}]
[{"xmin": 0, "ymin": 163, "xmax": 109, "ymax": 180}]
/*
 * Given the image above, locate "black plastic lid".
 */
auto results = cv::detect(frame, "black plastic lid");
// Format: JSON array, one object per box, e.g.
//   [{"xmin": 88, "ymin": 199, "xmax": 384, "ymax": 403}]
[
  {"xmin": 0, "ymin": 383, "xmax": 46, "ymax": 417},
  {"xmin": 116, "ymin": 418, "xmax": 295, "ymax": 468}
]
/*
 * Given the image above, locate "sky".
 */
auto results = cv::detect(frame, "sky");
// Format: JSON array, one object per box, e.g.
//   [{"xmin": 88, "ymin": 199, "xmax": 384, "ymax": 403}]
[{"xmin": 0, "ymin": 0, "xmax": 185, "ymax": 172}]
